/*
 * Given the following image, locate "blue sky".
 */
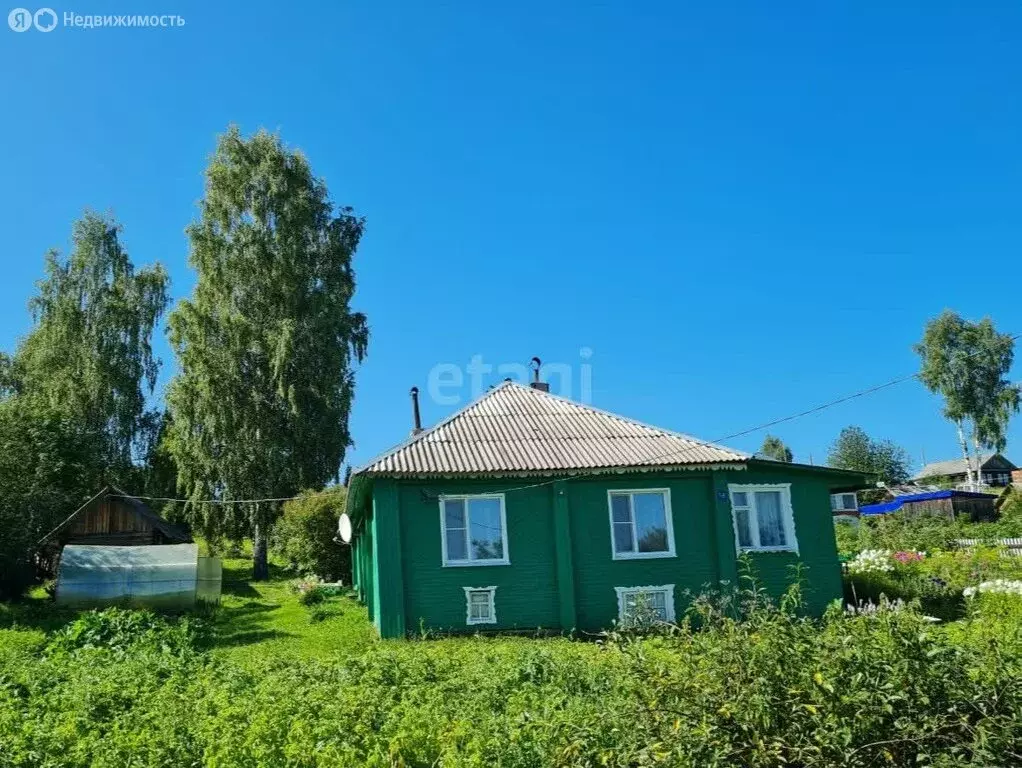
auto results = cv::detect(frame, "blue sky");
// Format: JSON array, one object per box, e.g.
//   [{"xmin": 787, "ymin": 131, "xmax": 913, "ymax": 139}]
[{"xmin": 2, "ymin": 1, "xmax": 1021, "ymax": 474}]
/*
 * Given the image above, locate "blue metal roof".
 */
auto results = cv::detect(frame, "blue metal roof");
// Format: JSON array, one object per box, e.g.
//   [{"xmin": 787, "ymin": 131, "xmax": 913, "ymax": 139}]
[{"xmin": 860, "ymin": 489, "xmax": 997, "ymax": 516}]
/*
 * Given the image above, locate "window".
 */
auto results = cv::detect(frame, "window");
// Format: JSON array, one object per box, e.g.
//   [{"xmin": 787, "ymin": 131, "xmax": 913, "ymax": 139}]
[
  {"xmin": 615, "ymin": 585, "xmax": 676, "ymax": 624},
  {"xmin": 440, "ymin": 494, "xmax": 509, "ymax": 566},
  {"xmin": 728, "ymin": 484, "xmax": 798, "ymax": 553},
  {"xmin": 607, "ymin": 489, "xmax": 675, "ymax": 559},
  {"xmin": 463, "ymin": 586, "xmax": 497, "ymax": 625},
  {"xmin": 830, "ymin": 492, "xmax": 858, "ymax": 512}
]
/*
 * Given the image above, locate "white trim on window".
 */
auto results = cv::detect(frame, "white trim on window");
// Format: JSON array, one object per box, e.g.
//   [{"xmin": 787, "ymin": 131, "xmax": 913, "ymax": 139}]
[
  {"xmin": 463, "ymin": 586, "xmax": 497, "ymax": 625},
  {"xmin": 606, "ymin": 488, "xmax": 676, "ymax": 560},
  {"xmin": 830, "ymin": 492, "xmax": 858, "ymax": 512},
  {"xmin": 615, "ymin": 584, "xmax": 676, "ymax": 624},
  {"xmin": 728, "ymin": 483, "xmax": 799, "ymax": 554},
  {"xmin": 440, "ymin": 494, "xmax": 510, "ymax": 567}
]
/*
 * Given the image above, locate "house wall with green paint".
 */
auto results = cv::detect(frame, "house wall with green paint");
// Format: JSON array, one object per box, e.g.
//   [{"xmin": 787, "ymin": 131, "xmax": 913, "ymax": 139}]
[{"xmin": 349, "ymin": 461, "xmax": 854, "ymax": 638}]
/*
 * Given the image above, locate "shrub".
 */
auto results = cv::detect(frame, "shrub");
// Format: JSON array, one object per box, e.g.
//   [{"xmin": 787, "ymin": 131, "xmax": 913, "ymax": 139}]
[
  {"xmin": 288, "ymin": 576, "xmax": 342, "ymax": 606},
  {"xmin": 44, "ymin": 607, "xmax": 213, "ymax": 658},
  {"xmin": 271, "ymin": 487, "xmax": 349, "ymax": 581},
  {"xmin": 4, "ymin": 588, "xmax": 1022, "ymax": 765}
]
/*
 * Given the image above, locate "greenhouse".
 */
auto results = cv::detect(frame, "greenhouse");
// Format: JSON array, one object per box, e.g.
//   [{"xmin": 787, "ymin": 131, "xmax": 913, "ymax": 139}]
[{"xmin": 56, "ymin": 543, "xmax": 221, "ymax": 609}]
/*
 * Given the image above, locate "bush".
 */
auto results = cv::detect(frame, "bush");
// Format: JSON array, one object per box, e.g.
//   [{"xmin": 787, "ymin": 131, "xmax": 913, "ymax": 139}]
[
  {"xmin": 0, "ymin": 399, "xmax": 107, "ymax": 599},
  {"xmin": 288, "ymin": 576, "xmax": 343, "ymax": 606},
  {"xmin": 271, "ymin": 487, "xmax": 349, "ymax": 581},
  {"xmin": 843, "ymin": 545, "xmax": 1022, "ymax": 620},
  {"xmin": 4, "ymin": 588, "xmax": 1022, "ymax": 765},
  {"xmin": 45, "ymin": 607, "xmax": 212, "ymax": 658}
]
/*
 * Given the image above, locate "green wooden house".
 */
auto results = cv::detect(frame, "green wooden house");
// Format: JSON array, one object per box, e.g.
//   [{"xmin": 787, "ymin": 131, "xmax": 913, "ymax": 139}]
[{"xmin": 348, "ymin": 380, "xmax": 868, "ymax": 638}]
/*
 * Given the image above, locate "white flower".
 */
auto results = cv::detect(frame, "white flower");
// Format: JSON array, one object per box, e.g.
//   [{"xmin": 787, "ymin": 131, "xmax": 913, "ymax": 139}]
[
  {"xmin": 847, "ymin": 550, "xmax": 894, "ymax": 574},
  {"xmin": 962, "ymin": 579, "xmax": 1022, "ymax": 598}
]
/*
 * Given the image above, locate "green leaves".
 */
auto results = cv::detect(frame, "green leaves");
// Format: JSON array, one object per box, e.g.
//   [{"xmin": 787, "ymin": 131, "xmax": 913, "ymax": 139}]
[
  {"xmin": 915, "ymin": 311, "xmax": 1021, "ymax": 480},
  {"xmin": 166, "ymin": 126, "xmax": 369, "ymax": 577},
  {"xmin": 15, "ymin": 211, "xmax": 169, "ymax": 478},
  {"xmin": 828, "ymin": 426, "xmax": 911, "ymax": 486},
  {"xmin": 4, "ymin": 592, "xmax": 1022, "ymax": 766},
  {"xmin": 759, "ymin": 435, "xmax": 793, "ymax": 463}
]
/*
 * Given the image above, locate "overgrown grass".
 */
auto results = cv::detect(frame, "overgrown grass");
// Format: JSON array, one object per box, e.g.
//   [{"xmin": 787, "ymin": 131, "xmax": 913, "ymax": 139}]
[
  {"xmin": 213, "ymin": 558, "xmax": 374, "ymax": 663},
  {"xmin": 5, "ymin": 555, "xmax": 1022, "ymax": 765}
]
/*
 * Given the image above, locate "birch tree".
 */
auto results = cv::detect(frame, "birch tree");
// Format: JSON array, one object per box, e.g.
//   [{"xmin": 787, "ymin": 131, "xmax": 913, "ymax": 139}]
[
  {"xmin": 166, "ymin": 126, "xmax": 368, "ymax": 579},
  {"xmin": 759, "ymin": 435, "xmax": 793, "ymax": 462},
  {"xmin": 915, "ymin": 311, "xmax": 1020, "ymax": 489},
  {"xmin": 12, "ymin": 211, "xmax": 169, "ymax": 482}
]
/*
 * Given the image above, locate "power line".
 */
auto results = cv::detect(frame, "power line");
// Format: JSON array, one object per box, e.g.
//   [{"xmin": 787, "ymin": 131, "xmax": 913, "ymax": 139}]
[
  {"xmin": 108, "ymin": 493, "xmax": 303, "ymax": 504},
  {"xmin": 451, "ymin": 330, "xmax": 1022, "ymax": 496},
  {"xmin": 113, "ymin": 331, "xmax": 1021, "ymax": 504}
]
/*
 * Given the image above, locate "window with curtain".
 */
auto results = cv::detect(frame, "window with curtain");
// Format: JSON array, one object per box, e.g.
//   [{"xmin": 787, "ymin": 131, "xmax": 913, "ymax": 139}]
[
  {"xmin": 441, "ymin": 495, "xmax": 508, "ymax": 565},
  {"xmin": 463, "ymin": 586, "xmax": 497, "ymax": 624},
  {"xmin": 728, "ymin": 485, "xmax": 797, "ymax": 553}
]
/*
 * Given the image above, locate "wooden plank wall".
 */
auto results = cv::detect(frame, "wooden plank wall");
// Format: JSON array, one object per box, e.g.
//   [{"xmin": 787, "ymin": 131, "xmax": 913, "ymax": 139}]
[{"xmin": 67, "ymin": 496, "xmax": 155, "ymax": 540}]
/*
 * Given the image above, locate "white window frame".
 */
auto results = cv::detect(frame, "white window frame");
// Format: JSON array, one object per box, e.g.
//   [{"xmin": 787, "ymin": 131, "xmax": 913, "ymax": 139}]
[
  {"xmin": 830, "ymin": 492, "xmax": 858, "ymax": 513},
  {"xmin": 439, "ymin": 494, "xmax": 510, "ymax": 567},
  {"xmin": 615, "ymin": 584, "xmax": 676, "ymax": 624},
  {"xmin": 728, "ymin": 483, "xmax": 799, "ymax": 554},
  {"xmin": 606, "ymin": 488, "xmax": 676, "ymax": 560},
  {"xmin": 463, "ymin": 586, "xmax": 497, "ymax": 625}
]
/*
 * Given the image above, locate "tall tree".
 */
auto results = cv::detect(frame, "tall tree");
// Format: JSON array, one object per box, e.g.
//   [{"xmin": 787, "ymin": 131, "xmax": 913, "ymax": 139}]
[
  {"xmin": 915, "ymin": 311, "xmax": 1020, "ymax": 489},
  {"xmin": 759, "ymin": 434, "xmax": 793, "ymax": 462},
  {"xmin": 828, "ymin": 426, "xmax": 910, "ymax": 486},
  {"xmin": 167, "ymin": 126, "xmax": 369, "ymax": 579},
  {"xmin": 11, "ymin": 211, "xmax": 169, "ymax": 484},
  {"xmin": 0, "ymin": 397, "xmax": 106, "ymax": 597}
]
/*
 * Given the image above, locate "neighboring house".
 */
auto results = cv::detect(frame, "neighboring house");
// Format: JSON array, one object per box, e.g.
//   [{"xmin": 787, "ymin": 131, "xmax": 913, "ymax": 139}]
[
  {"xmin": 912, "ymin": 453, "xmax": 1017, "ymax": 488},
  {"xmin": 37, "ymin": 485, "xmax": 192, "ymax": 576},
  {"xmin": 830, "ymin": 491, "xmax": 860, "ymax": 522},
  {"xmin": 860, "ymin": 488, "xmax": 999, "ymax": 521},
  {"xmin": 346, "ymin": 380, "xmax": 870, "ymax": 638}
]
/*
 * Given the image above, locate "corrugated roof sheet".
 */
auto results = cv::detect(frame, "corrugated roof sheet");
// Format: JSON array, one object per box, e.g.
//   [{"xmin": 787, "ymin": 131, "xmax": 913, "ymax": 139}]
[
  {"xmin": 356, "ymin": 381, "xmax": 748, "ymax": 477},
  {"xmin": 912, "ymin": 453, "xmax": 1002, "ymax": 480}
]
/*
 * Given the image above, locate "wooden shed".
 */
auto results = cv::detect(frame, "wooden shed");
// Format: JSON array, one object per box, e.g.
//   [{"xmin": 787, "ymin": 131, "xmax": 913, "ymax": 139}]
[
  {"xmin": 860, "ymin": 489, "xmax": 999, "ymax": 522},
  {"xmin": 37, "ymin": 486, "xmax": 191, "ymax": 576}
]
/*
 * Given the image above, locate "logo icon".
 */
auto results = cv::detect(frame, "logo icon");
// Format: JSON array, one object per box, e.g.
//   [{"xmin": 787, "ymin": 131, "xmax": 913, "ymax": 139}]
[
  {"xmin": 33, "ymin": 7, "xmax": 55, "ymax": 30},
  {"xmin": 8, "ymin": 7, "xmax": 32, "ymax": 30}
]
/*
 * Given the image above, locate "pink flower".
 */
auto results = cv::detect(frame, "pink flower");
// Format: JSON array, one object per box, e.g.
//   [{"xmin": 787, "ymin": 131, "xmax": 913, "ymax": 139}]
[{"xmin": 892, "ymin": 551, "xmax": 925, "ymax": 563}]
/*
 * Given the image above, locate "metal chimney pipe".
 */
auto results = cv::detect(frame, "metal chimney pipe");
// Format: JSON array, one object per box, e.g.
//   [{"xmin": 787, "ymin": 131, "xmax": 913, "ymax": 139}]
[
  {"xmin": 410, "ymin": 386, "xmax": 422, "ymax": 435},
  {"xmin": 529, "ymin": 356, "xmax": 550, "ymax": 392}
]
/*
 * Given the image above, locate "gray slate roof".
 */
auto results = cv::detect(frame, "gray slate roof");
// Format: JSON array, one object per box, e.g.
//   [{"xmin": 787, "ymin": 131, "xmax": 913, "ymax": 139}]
[
  {"xmin": 912, "ymin": 453, "xmax": 1007, "ymax": 481},
  {"xmin": 356, "ymin": 381, "xmax": 749, "ymax": 477}
]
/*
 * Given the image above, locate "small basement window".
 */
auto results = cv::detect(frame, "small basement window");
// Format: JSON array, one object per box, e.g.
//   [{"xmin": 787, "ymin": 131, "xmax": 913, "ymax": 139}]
[
  {"xmin": 615, "ymin": 584, "xmax": 676, "ymax": 625},
  {"xmin": 830, "ymin": 492, "xmax": 858, "ymax": 512},
  {"xmin": 728, "ymin": 484, "xmax": 798, "ymax": 553},
  {"xmin": 463, "ymin": 586, "xmax": 497, "ymax": 625}
]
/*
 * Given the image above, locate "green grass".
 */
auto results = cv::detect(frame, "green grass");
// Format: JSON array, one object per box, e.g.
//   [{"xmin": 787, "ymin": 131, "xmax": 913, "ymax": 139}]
[
  {"xmin": 0, "ymin": 554, "xmax": 377, "ymax": 664},
  {"xmin": 213, "ymin": 557, "xmax": 375, "ymax": 663}
]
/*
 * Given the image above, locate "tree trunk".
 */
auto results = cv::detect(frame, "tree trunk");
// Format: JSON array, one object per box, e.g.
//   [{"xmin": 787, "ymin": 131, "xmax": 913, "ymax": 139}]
[
  {"xmin": 972, "ymin": 430, "xmax": 987, "ymax": 488},
  {"xmin": 955, "ymin": 421, "xmax": 974, "ymax": 490},
  {"xmin": 252, "ymin": 521, "xmax": 269, "ymax": 581}
]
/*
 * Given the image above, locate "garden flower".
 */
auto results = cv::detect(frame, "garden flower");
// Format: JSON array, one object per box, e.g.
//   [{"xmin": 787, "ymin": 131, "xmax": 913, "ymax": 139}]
[
  {"xmin": 962, "ymin": 580, "xmax": 1022, "ymax": 598},
  {"xmin": 847, "ymin": 550, "xmax": 894, "ymax": 574},
  {"xmin": 892, "ymin": 551, "xmax": 926, "ymax": 563}
]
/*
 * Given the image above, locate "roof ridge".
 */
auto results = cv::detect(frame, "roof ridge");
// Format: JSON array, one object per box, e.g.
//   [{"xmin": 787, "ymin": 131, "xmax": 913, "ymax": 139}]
[
  {"xmin": 511, "ymin": 381, "xmax": 747, "ymax": 455},
  {"xmin": 353, "ymin": 379, "xmax": 748, "ymax": 477}
]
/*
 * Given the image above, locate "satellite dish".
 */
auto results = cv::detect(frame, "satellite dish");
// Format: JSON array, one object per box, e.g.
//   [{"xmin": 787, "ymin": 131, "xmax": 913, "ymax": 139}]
[{"xmin": 338, "ymin": 513, "xmax": 353, "ymax": 543}]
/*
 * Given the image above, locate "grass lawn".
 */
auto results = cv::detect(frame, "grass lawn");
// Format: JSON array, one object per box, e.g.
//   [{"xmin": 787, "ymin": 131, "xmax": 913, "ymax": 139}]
[
  {"xmin": 0, "ymin": 555, "xmax": 377, "ymax": 663},
  {"xmin": 213, "ymin": 558, "xmax": 375, "ymax": 663}
]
